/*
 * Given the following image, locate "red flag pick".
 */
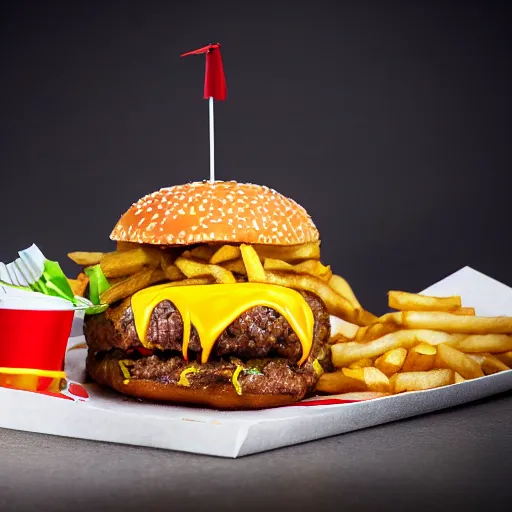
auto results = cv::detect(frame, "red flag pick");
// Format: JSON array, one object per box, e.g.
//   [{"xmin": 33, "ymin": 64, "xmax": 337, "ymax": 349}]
[
  {"xmin": 181, "ymin": 43, "xmax": 227, "ymax": 100},
  {"xmin": 181, "ymin": 43, "xmax": 228, "ymax": 183}
]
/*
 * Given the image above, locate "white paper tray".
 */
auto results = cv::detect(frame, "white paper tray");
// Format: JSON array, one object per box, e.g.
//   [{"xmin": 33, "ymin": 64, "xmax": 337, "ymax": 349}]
[{"xmin": 0, "ymin": 266, "xmax": 511, "ymax": 458}]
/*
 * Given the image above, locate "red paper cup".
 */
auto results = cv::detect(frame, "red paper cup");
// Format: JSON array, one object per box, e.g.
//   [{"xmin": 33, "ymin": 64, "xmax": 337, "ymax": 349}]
[{"xmin": 0, "ymin": 308, "xmax": 74, "ymax": 372}]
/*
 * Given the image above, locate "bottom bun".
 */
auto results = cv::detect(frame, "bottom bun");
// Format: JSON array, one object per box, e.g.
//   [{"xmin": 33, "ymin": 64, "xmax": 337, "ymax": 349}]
[{"xmin": 86, "ymin": 352, "xmax": 304, "ymax": 410}]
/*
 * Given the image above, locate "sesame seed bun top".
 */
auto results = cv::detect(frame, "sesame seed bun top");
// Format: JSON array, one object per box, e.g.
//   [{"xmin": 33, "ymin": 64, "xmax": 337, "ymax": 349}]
[{"xmin": 110, "ymin": 181, "xmax": 319, "ymax": 246}]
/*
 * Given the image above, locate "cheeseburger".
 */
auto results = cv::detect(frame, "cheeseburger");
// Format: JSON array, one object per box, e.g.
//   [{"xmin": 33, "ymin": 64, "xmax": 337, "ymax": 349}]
[{"xmin": 70, "ymin": 181, "xmax": 371, "ymax": 409}]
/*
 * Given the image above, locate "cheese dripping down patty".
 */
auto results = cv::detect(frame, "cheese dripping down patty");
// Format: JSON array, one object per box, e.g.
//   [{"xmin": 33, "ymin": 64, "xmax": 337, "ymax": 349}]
[{"xmin": 130, "ymin": 282, "xmax": 315, "ymax": 365}]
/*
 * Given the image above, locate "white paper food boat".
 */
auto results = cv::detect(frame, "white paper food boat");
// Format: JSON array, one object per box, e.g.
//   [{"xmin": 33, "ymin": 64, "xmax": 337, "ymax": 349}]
[{"xmin": 0, "ymin": 266, "xmax": 511, "ymax": 458}]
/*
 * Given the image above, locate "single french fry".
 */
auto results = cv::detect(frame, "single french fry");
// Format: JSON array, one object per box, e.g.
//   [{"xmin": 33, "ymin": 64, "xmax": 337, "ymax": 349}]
[
  {"xmin": 222, "ymin": 258, "xmax": 247, "ymax": 275},
  {"xmin": 175, "ymin": 257, "xmax": 236, "ymax": 284},
  {"xmin": 435, "ymin": 343, "xmax": 484, "ymax": 380},
  {"xmin": 331, "ymin": 329, "xmax": 465, "ymax": 368},
  {"xmin": 357, "ymin": 322, "xmax": 397, "ymax": 342},
  {"xmin": 100, "ymin": 247, "xmax": 161, "ymax": 278},
  {"xmin": 329, "ymin": 274, "xmax": 362, "ymax": 309},
  {"xmin": 450, "ymin": 334, "xmax": 512, "ymax": 353},
  {"xmin": 100, "ymin": 268, "xmax": 165, "ymax": 304},
  {"xmin": 450, "ymin": 307, "xmax": 476, "ymax": 316},
  {"xmin": 68, "ymin": 252, "xmax": 105, "ymax": 266},
  {"xmin": 253, "ymin": 241, "xmax": 321, "ymax": 262},
  {"xmin": 263, "ymin": 258, "xmax": 294, "ymax": 272},
  {"xmin": 348, "ymin": 358, "xmax": 374, "ymax": 369},
  {"xmin": 495, "ymin": 351, "xmax": 512, "ymax": 367},
  {"xmin": 207, "ymin": 265, "xmax": 236, "ymax": 284},
  {"xmin": 184, "ymin": 246, "xmax": 218, "ymax": 261},
  {"xmin": 401, "ymin": 311, "xmax": 512, "ymax": 334},
  {"xmin": 391, "ymin": 369, "xmax": 454, "ymax": 393},
  {"xmin": 454, "ymin": 372, "xmax": 466, "ymax": 384},
  {"xmin": 374, "ymin": 347, "xmax": 407, "ymax": 376},
  {"xmin": 479, "ymin": 353, "xmax": 510, "ymax": 375},
  {"xmin": 210, "ymin": 245, "xmax": 242, "ymax": 264},
  {"xmin": 315, "ymin": 371, "xmax": 368, "ymax": 394},
  {"xmin": 388, "ymin": 291, "xmax": 461, "ymax": 311},
  {"xmin": 241, "ymin": 244, "xmax": 266, "ymax": 282},
  {"xmin": 402, "ymin": 343, "xmax": 437, "ymax": 372}
]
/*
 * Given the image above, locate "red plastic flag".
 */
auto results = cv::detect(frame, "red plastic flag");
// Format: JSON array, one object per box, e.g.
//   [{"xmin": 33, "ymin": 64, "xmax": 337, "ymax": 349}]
[{"xmin": 181, "ymin": 43, "xmax": 227, "ymax": 100}]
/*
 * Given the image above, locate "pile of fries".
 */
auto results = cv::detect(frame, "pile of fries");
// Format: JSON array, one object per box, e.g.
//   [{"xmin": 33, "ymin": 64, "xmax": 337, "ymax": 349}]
[
  {"xmin": 319, "ymin": 291, "xmax": 512, "ymax": 396},
  {"xmin": 67, "ymin": 241, "xmax": 376, "ymax": 325}
]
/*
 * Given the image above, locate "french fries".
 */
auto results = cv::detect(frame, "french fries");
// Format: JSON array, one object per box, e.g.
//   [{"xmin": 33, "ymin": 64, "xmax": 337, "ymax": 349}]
[
  {"xmin": 100, "ymin": 268, "xmax": 166, "ymax": 304},
  {"xmin": 390, "ymin": 369, "xmax": 454, "ymax": 393},
  {"xmin": 329, "ymin": 274, "xmax": 362, "ymax": 309},
  {"xmin": 402, "ymin": 343, "xmax": 437, "ymax": 372},
  {"xmin": 388, "ymin": 291, "xmax": 461, "ymax": 312},
  {"xmin": 495, "ymin": 351, "xmax": 512, "ymax": 367},
  {"xmin": 374, "ymin": 348, "xmax": 407, "ymax": 377},
  {"xmin": 434, "ymin": 343, "xmax": 484, "ymax": 380},
  {"xmin": 450, "ymin": 334, "xmax": 512, "ymax": 353},
  {"xmin": 348, "ymin": 358, "xmax": 374, "ymax": 369},
  {"xmin": 386, "ymin": 311, "xmax": 512, "ymax": 334},
  {"xmin": 67, "ymin": 252, "xmax": 105, "ymax": 266},
  {"xmin": 210, "ymin": 245, "xmax": 241, "ymax": 264},
  {"xmin": 263, "ymin": 258, "xmax": 332, "ymax": 282},
  {"xmin": 240, "ymin": 244, "xmax": 267, "ymax": 282},
  {"xmin": 342, "ymin": 367, "xmax": 391, "ymax": 393},
  {"xmin": 331, "ymin": 329, "xmax": 464, "ymax": 368},
  {"xmin": 480, "ymin": 354, "xmax": 510, "ymax": 375},
  {"xmin": 262, "ymin": 270, "xmax": 364, "ymax": 325},
  {"xmin": 100, "ymin": 247, "xmax": 161, "ymax": 278},
  {"xmin": 221, "ymin": 258, "xmax": 247, "ymax": 275},
  {"xmin": 316, "ymin": 371, "xmax": 368, "ymax": 394},
  {"xmin": 175, "ymin": 257, "xmax": 236, "ymax": 284},
  {"xmin": 322, "ymin": 286, "xmax": 512, "ymax": 399},
  {"xmin": 252, "ymin": 241, "xmax": 321, "ymax": 262}
]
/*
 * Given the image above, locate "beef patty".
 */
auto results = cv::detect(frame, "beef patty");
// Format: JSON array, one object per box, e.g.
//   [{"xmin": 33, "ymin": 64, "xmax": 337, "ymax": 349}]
[
  {"xmin": 84, "ymin": 291, "xmax": 331, "ymax": 399},
  {"xmin": 84, "ymin": 292, "xmax": 330, "ymax": 363}
]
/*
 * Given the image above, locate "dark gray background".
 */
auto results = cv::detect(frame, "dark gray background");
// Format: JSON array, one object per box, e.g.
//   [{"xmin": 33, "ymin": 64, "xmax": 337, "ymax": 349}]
[
  {"xmin": 1, "ymin": 0, "xmax": 511, "ymax": 315},
  {"xmin": 1, "ymin": 2, "xmax": 512, "ymax": 511}
]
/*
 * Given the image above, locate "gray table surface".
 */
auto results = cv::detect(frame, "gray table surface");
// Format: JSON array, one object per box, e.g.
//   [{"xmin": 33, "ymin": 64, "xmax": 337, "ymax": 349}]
[{"xmin": 1, "ymin": 391, "xmax": 511, "ymax": 512}]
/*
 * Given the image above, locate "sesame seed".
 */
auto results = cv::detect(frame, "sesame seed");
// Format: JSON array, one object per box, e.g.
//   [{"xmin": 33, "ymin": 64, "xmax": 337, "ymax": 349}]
[
  {"xmin": 282, "ymin": 224, "xmax": 288, "ymax": 231},
  {"xmin": 137, "ymin": 218, "xmax": 145, "ymax": 227},
  {"xmin": 199, "ymin": 204, "xmax": 205, "ymax": 212},
  {"xmin": 210, "ymin": 232, "xmax": 215, "ymax": 239},
  {"xmin": 228, "ymin": 219, "xmax": 233, "ymax": 225},
  {"xmin": 178, "ymin": 209, "xmax": 185, "ymax": 215},
  {"xmin": 147, "ymin": 207, "xmax": 153, "ymax": 212},
  {"xmin": 147, "ymin": 222, "xmax": 156, "ymax": 232},
  {"xmin": 135, "ymin": 210, "xmax": 142, "ymax": 216},
  {"xmin": 252, "ymin": 220, "xmax": 259, "ymax": 230},
  {"xmin": 190, "ymin": 206, "xmax": 196, "ymax": 215},
  {"xmin": 238, "ymin": 224, "xmax": 243, "ymax": 229},
  {"xmin": 237, "ymin": 190, "xmax": 244, "ymax": 195},
  {"xmin": 151, "ymin": 214, "xmax": 159, "ymax": 220},
  {"xmin": 191, "ymin": 226, "xmax": 198, "ymax": 231},
  {"xmin": 165, "ymin": 210, "xmax": 170, "ymax": 215},
  {"xmin": 157, "ymin": 204, "xmax": 163, "ymax": 210},
  {"xmin": 201, "ymin": 223, "xmax": 208, "ymax": 229},
  {"xmin": 203, "ymin": 199, "xmax": 208, "ymax": 204},
  {"xmin": 238, "ymin": 207, "xmax": 245, "ymax": 213},
  {"xmin": 172, "ymin": 215, "xmax": 178, "ymax": 220},
  {"xmin": 227, "ymin": 208, "xmax": 233, "ymax": 214}
]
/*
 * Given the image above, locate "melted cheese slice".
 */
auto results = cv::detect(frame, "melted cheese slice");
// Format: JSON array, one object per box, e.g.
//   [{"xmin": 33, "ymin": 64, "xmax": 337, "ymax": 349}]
[{"xmin": 131, "ymin": 283, "xmax": 315, "ymax": 365}]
